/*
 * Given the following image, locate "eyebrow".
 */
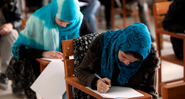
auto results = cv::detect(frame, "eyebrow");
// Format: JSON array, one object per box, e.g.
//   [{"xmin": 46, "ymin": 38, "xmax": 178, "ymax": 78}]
[{"xmin": 121, "ymin": 54, "xmax": 128, "ymax": 60}]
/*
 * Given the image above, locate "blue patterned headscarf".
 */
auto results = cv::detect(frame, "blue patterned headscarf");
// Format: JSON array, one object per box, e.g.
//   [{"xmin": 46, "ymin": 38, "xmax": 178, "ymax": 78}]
[
  {"xmin": 12, "ymin": 0, "xmax": 83, "ymax": 59},
  {"xmin": 100, "ymin": 23, "xmax": 151, "ymax": 85}
]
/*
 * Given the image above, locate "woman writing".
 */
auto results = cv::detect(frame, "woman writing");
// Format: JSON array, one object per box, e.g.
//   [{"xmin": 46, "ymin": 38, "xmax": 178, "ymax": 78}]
[
  {"xmin": 76, "ymin": 23, "xmax": 159, "ymax": 99},
  {"xmin": 7, "ymin": 0, "xmax": 93, "ymax": 98}
]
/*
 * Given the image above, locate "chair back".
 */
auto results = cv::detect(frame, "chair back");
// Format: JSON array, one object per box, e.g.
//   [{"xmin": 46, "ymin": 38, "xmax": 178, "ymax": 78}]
[
  {"xmin": 153, "ymin": 1, "xmax": 171, "ymax": 29},
  {"xmin": 162, "ymin": 82, "xmax": 185, "ymax": 99},
  {"xmin": 153, "ymin": 1, "xmax": 172, "ymax": 49},
  {"xmin": 62, "ymin": 40, "xmax": 74, "ymax": 77},
  {"xmin": 21, "ymin": 18, "xmax": 28, "ymax": 30}
]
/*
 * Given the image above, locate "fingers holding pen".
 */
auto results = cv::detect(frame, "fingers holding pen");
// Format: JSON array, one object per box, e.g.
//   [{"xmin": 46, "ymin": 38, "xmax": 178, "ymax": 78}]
[{"xmin": 96, "ymin": 78, "xmax": 111, "ymax": 93}]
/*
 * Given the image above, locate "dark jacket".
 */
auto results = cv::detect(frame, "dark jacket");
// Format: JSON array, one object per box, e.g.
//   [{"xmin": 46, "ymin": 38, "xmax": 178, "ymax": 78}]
[
  {"xmin": 1, "ymin": 0, "xmax": 22, "ymax": 31},
  {"xmin": 162, "ymin": 0, "xmax": 185, "ymax": 33},
  {"xmin": 76, "ymin": 34, "xmax": 159, "ymax": 99},
  {"xmin": 162, "ymin": 0, "xmax": 185, "ymax": 59}
]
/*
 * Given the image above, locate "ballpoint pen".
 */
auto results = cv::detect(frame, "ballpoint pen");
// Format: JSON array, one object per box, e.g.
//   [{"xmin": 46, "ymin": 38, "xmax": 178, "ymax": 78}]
[{"xmin": 94, "ymin": 73, "xmax": 108, "ymax": 84}]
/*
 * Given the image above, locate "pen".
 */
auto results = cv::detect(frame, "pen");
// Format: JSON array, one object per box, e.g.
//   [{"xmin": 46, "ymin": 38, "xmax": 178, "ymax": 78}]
[{"xmin": 94, "ymin": 73, "xmax": 107, "ymax": 84}]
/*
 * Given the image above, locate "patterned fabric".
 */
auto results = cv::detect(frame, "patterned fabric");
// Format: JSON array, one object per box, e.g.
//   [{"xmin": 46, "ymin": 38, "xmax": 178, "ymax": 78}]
[
  {"xmin": 100, "ymin": 22, "xmax": 152, "ymax": 85},
  {"xmin": 5, "ymin": 32, "xmax": 99, "ymax": 99},
  {"xmin": 12, "ymin": 0, "xmax": 83, "ymax": 60},
  {"xmin": 73, "ymin": 32, "xmax": 99, "ymax": 99},
  {"xmin": 5, "ymin": 57, "xmax": 37, "ymax": 99}
]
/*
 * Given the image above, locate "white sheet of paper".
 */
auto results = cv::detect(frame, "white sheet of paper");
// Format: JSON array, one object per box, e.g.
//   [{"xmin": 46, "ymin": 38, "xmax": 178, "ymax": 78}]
[
  {"xmin": 31, "ymin": 60, "xmax": 65, "ymax": 99},
  {"xmin": 86, "ymin": 86, "xmax": 144, "ymax": 98},
  {"xmin": 41, "ymin": 58, "xmax": 63, "ymax": 61}
]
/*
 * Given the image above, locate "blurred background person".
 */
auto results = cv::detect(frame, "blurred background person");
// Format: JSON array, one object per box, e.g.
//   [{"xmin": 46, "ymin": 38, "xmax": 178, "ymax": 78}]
[
  {"xmin": 79, "ymin": 0, "xmax": 100, "ymax": 32},
  {"xmin": 162, "ymin": 0, "xmax": 185, "ymax": 59},
  {"xmin": 99, "ymin": 0, "xmax": 155, "ymax": 42},
  {"xmin": 0, "ymin": 0, "xmax": 25, "ymax": 98}
]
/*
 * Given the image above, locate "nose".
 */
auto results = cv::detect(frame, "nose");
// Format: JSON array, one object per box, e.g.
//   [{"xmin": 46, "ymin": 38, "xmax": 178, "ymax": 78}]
[
  {"xmin": 124, "ymin": 60, "xmax": 130, "ymax": 65},
  {"xmin": 62, "ymin": 24, "xmax": 67, "ymax": 27}
]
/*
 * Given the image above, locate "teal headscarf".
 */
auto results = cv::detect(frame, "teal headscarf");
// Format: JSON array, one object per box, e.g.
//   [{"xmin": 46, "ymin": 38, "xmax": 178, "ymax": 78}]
[
  {"xmin": 12, "ymin": 0, "xmax": 83, "ymax": 59},
  {"xmin": 100, "ymin": 23, "xmax": 151, "ymax": 85}
]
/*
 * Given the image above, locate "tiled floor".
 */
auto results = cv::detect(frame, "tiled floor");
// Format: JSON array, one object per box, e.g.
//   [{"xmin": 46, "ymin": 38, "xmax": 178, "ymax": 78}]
[{"xmin": 0, "ymin": 14, "xmax": 184, "ymax": 99}]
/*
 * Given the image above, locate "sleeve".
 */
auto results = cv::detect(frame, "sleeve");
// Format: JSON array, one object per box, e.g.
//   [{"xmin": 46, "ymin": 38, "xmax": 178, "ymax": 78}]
[
  {"xmin": 79, "ymin": 17, "xmax": 93, "ymax": 36},
  {"xmin": 19, "ymin": 46, "xmax": 45, "ymax": 59},
  {"xmin": 76, "ymin": 34, "xmax": 102, "ymax": 89},
  {"xmin": 9, "ymin": 0, "xmax": 22, "ymax": 30},
  {"xmin": 144, "ymin": 69, "xmax": 158, "ymax": 99},
  {"xmin": 162, "ymin": 3, "xmax": 185, "ymax": 33},
  {"xmin": 139, "ymin": 46, "xmax": 159, "ymax": 99}
]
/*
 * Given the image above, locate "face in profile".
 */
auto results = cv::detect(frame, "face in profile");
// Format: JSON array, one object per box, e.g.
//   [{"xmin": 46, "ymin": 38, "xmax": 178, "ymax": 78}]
[
  {"xmin": 118, "ymin": 50, "xmax": 140, "ymax": 65},
  {"xmin": 55, "ymin": 17, "xmax": 70, "ymax": 27}
]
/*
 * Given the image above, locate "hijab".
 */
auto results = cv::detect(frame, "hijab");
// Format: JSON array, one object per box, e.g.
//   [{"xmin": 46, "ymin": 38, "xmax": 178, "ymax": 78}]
[
  {"xmin": 12, "ymin": 0, "xmax": 83, "ymax": 59},
  {"xmin": 100, "ymin": 23, "xmax": 151, "ymax": 85}
]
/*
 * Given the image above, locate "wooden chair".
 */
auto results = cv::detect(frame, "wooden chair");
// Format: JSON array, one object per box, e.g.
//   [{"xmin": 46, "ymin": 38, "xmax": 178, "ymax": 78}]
[
  {"xmin": 21, "ymin": 18, "xmax": 28, "ymax": 30},
  {"xmin": 162, "ymin": 82, "xmax": 185, "ymax": 99},
  {"xmin": 153, "ymin": 1, "xmax": 185, "ymax": 96},
  {"xmin": 111, "ymin": 0, "xmax": 151, "ymax": 30}
]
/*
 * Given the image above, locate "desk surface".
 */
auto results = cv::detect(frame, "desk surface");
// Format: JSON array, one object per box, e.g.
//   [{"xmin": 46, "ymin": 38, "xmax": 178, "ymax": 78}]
[
  {"xmin": 65, "ymin": 77, "xmax": 152, "ymax": 99},
  {"xmin": 36, "ymin": 58, "xmax": 152, "ymax": 99}
]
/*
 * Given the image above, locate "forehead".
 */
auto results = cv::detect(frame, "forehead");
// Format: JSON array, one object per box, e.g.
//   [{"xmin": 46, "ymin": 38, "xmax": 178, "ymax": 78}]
[{"xmin": 56, "ymin": 17, "xmax": 70, "ymax": 23}]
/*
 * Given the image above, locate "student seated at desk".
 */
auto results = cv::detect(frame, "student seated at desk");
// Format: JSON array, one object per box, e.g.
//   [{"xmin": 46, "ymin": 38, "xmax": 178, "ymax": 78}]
[
  {"xmin": 76, "ymin": 23, "xmax": 159, "ymax": 99},
  {"xmin": 5, "ymin": 0, "xmax": 93, "ymax": 99}
]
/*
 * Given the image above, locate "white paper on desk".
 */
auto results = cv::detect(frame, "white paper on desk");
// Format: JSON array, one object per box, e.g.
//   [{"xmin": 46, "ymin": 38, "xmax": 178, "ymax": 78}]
[
  {"xmin": 41, "ymin": 58, "xmax": 63, "ymax": 61},
  {"xmin": 41, "ymin": 56, "xmax": 74, "ymax": 61},
  {"xmin": 86, "ymin": 86, "xmax": 143, "ymax": 98},
  {"xmin": 31, "ymin": 60, "xmax": 65, "ymax": 99}
]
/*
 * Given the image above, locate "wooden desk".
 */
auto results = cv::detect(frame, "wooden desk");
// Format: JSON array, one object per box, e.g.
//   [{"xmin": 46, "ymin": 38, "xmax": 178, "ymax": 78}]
[
  {"xmin": 37, "ymin": 58, "xmax": 152, "ymax": 99},
  {"xmin": 65, "ymin": 77, "xmax": 152, "ymax": 99},
  {"xmin": 36, "ymin": 58, "xmax": 50, "ymax": 73}
]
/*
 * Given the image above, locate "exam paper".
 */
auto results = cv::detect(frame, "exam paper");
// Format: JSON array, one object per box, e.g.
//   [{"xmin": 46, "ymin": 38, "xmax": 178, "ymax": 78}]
[
  {"xmin": 31, "ymin": 60, "xmax": 65, "ymax": 99},
  {"xmin": 86, "ymin": 86, "xmax": 144, "ymax": 98},
  {"xmin": 41, "ymin": 58, "xmax": 63, "ymax": 61}
]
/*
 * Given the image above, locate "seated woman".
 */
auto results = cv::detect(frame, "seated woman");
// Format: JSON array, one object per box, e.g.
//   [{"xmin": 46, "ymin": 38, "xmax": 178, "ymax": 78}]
[
  {"xmin": 162, "ymin": 0, "xmax": 184, "ymax": 59},
  {"xmin": 6, "ymin": 0, "xmax": 93, "ymax": 99},
  {"xmin": 76, "ymin": 22, "xmax": 159, "ymax": 99}
]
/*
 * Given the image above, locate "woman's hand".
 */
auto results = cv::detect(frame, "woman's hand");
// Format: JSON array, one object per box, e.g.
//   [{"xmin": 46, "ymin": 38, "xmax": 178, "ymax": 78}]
[
  {"xmin": 42, "ymin": 51, "xmax": 63, "ymax": 59},
  {"xmin": 96, "ymin": 78, "xmax": 111, "ymax": 93},
  {"xmin": 0, "ymin": 23, "xmax": 13, "ymax": 35}
]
